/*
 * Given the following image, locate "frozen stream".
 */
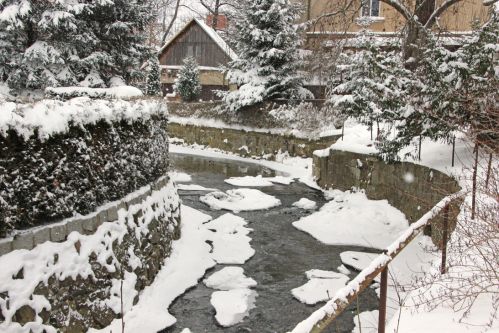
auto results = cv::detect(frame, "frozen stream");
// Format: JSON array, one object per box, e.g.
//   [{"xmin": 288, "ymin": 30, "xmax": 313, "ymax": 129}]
[{"xmin": 164, "ymin": 153, "xmax": 381, "ymax": 333}]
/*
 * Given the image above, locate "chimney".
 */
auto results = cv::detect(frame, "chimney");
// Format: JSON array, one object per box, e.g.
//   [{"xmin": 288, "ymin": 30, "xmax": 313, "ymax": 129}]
[{"xmin": 206, "ymin": 14, "xmax": 228, "ymax": 30}]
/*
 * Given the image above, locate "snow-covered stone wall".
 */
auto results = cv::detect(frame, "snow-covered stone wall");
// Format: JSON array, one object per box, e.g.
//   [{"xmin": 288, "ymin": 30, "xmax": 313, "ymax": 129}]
[
  {"xmin": 0, "ymin": 176, "xmax": 181, "ymax": 332},
  {"xmin": 0, "ymin": 98, "xmax": 169, "ymax": 236},
  {"xmin": 313, "ymin": 149, "xmax": 461, "ymax": 241}
]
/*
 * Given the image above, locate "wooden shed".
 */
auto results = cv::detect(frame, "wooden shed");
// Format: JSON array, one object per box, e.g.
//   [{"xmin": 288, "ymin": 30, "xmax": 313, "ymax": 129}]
[{"xmin": 158, "ymin": 18, "xmax": 238, "ymax": 101}]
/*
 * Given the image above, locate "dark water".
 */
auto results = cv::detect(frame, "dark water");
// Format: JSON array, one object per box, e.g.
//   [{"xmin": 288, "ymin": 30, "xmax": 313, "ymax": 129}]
[{"xmin": 163, "ymin": 153, "xmax": 380, "ymax": 333}]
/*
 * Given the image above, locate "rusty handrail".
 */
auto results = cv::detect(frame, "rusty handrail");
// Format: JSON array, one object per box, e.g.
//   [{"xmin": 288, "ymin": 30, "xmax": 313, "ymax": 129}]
[{"xmin": 289, "ymin": 190, "xmax": 465, "ymax": 333}]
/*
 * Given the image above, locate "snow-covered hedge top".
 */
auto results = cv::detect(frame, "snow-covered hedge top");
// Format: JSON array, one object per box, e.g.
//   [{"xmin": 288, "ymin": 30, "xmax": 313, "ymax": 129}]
[
  {"xmin": 45, "ymin": 86, "xmax": 143, "ymax": 99},
  {"xmin": 0, "ymin": 97, "xmax": 166, "ymax": 140}
]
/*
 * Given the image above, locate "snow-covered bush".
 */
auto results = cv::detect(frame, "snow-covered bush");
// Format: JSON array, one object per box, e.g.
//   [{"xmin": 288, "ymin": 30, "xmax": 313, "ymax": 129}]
[
  {"xmin": 222, "ymin": 0, "xmax": 312, "ymax": 111},
  {"xmin": 0, "ymin": 98, "xmax": 169, "ymax": 236},
  {"xmin": 146, "ymin": 56, "xmax": 162, "ymax": 96},
  {"xmin": 173, "ymin": 57, "xmax": 201, "ymax": 102},
  {"xmin": 0, "ymin": 0, "xmax": 154, "ymax": 90},
  {"xmin": 45, "ymin": 86, "xmax": 143, "ymax": 100}
]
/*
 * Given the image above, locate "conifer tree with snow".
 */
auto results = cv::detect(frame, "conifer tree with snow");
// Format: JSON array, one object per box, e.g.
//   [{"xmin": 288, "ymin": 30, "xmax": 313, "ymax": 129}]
[
  {"xmin": 146, "ymin": 56, "xmax": 162, "ymax": 96},
  {"xmin": 173, "ymin": 57, "xmax": 201, "ymax": 102},
  {"xmin": 329, "ymin": 31, "xmax": 413, "ymax": 153},
  {"xmin": 223, "ymin": 0, "xmax": 312, "ymax": 111},
  {"xmin": 0, "ymin": 0, "xmax": 154, "ymax": 91}
]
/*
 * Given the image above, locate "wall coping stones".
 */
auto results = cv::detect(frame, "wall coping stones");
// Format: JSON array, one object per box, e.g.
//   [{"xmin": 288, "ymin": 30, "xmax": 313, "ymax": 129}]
[{"xmin": 0, "ymin": 176, "xmax": 171, "ymax": 257}]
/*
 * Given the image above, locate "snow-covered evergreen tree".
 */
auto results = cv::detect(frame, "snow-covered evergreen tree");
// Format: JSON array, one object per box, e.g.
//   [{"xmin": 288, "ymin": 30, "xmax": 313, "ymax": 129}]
[
  {"xmin": 146, "ymin": 56, "xmax": 162, "ymax": 96},
  {"xmin": 173, "ymin": 57, "xmax": 201, "ymax": 102},
  {"xmin": 223, "ymin": 0, "xmax": 311, "ymax": 111},
  {"xmin": 0, "ymin": 0, "xmax": 154, "ymax": 90},
  {"xmin": 329, "ymin": 32, "xmax": 413, "ymax": 152}
]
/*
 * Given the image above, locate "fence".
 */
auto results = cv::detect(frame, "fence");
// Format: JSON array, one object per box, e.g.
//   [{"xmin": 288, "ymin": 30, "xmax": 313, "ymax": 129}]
[{"xmin": 289, "ymin": 190, "xmax": 465, "ymax": 333}]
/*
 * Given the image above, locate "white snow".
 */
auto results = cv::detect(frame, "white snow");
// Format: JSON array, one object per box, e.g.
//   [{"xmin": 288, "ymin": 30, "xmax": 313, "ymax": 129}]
[
  {"xmin": 88, "ymin": 205, "xmax": 216, "ymax": 333},
  {"xmin": 292, "ymin": 190, "xmax": 408, "ymax": 249},
  {"xmin": 204, "ymin": 267, "xmax": 257, "ymax": 290},
  {"xmin": 0, "ymin": 181, "xmax": 182, "ymax": 333},
  {"xmin": 169, "ymin": 171, "xmax": 192, "ymax": 183},
  {"xmin": 224, "ymin": 175, "xmax": 295, "ymax": 187},
  {"xmin": 45, "ymin": 86, "xmax": 143, "ymax": 99},
  {"xmin": 210, "ymin": 289, "xmax": 257, "ymax": 327},
  {"xmin": 292, "ymin": 198, "xmax": 317, "ymax": 210},
  {"xmin": 225, "ymin": 175, "xmax": 274, "ymax": 187},
  {"xmin": 0, "ymin": 97, "xmax": 164, "ymax": 140},
  {"xmin": 337, "ymin": 265, "xmax": 351, "ymax": 275},
  {"xmin": 180, "ymin": 329, "xmax": 192, "ymax": 333},
  {"xmin": 204, "ymin": 214, "xmax": 255, "ymax": 264},
  {"xmin": 340, "ymin": 251, "xmax": 378, "ymax": 272},
  {"xmin": 352, "ymin": 310, "xmax": 378, "ymax": 333},
  {"xmin": 292, "ymin": 270, "xmax": 350, "ymax": 305},
  {"xmin": 177, "ymin": 184, "xmax": 217, "ymax": 191},
  {"xmin": 200, "ymin": 188, "xmax": 281, "ymax": 213}
]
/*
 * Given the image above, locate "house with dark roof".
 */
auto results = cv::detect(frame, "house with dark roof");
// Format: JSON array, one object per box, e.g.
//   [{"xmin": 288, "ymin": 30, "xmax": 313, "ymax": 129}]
[{"xmin": 158, "ymin": 18, "xmax": 237, "ymax": 101}]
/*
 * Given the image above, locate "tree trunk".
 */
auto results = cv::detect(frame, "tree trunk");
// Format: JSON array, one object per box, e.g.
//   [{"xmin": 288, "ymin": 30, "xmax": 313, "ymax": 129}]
[{"xmin": 403, "ymin": 0, "xmax": 435, "ymax": 62}]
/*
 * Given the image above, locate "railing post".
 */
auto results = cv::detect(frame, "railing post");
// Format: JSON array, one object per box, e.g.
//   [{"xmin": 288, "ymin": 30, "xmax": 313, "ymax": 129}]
[
  {"xmin": 378, "ymin": 266, "xmax": 388, "ymax": 333},
  {"xmin": 440, "ymin": 204, "xmax": 450, "ymax": 274}
]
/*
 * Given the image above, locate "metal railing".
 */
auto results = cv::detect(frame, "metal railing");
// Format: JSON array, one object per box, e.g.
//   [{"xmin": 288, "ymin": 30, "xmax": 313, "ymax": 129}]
[{"xmin": 289, "ymin": 191, "xmax": 464, "ymax": 333}]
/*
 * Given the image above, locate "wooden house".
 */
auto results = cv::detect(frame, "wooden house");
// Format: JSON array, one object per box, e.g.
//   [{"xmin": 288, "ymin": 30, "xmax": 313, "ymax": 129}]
[{"xmin": 158, "ymin": 18, "xmax": 237, "ymax": 101}]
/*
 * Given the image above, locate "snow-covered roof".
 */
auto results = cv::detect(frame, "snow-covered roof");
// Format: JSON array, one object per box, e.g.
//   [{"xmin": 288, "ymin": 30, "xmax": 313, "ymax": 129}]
[{"xmin": 159, "ymin": 18, "xmax": 238, "ymax": 61}]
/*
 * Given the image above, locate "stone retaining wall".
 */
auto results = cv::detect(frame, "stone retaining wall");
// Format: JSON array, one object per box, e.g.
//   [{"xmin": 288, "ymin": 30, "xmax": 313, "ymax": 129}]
[
  {"xmin": 0, "ymin": 176, "xmax": 181, "ymax": 332},
  {"xmin": 313, "ymin": 149, "xmax": 461, "ymax": 222},
  {"xmin": 0, "ymin": 177, "xmax": 171, "ymax": 257},
  {"xmin": 169, "ymin": 122, "xmax": 341, "ymax": 158},
  {"xmin": 313, "ymin": 149, "xmax": 462, "ymax": 246}
]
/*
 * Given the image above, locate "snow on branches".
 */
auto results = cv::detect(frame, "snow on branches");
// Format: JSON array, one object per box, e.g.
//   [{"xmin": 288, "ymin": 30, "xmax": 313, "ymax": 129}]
[
  {"xmin": 0, "ymin": 0, "xmax": 154, "ymax": 91},
  {"xmin": 222, "ymin": 0, "xmax": 312, "ymax": 112},
  {"xmin": 173, "ymin": 57, "xmax": 201, "ymax": 102}
]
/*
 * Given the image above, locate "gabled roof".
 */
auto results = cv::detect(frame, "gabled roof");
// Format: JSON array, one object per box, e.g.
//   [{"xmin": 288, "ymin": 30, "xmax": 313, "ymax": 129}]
[{"xmin": 158, "ymin": 18, "xmax": 238, "ymax": 61}]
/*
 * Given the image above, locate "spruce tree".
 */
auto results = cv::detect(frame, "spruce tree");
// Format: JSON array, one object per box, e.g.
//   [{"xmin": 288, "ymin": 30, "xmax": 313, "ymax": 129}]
[
  {"xmin": 0, "ymin": 0, "xmax": 154, "ymax": 90},
  {"xmin": 223, "ymin": 0, "xmax": 311, "ymax": 111},
  {"xmin": 173, "ymin": 57, "xmax": 201, "ymax": 102},
  {"xmin": 146, "ymin": 56, "xmax": 162, "ymax": 96}
]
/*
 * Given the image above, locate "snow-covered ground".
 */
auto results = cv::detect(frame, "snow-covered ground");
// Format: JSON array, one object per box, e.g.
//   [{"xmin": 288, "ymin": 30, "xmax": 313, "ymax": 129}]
[{"xmin": 292, "ymin": 198, "xmax": 317, "ymax": 210}]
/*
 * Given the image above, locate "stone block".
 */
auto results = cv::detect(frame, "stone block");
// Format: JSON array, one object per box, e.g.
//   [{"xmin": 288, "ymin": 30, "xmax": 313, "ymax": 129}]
[
  {"xmin": 0, "ymin": 240, "xmax": 12, "ymax": 256},
  {"xmin": 82, "ymin": 217, "xmax": 97, "ymax": 234},
  {"xmin": 12, "ymin": 232, "xmax": 34, "ymax": 251},
  {"xmin": 97, "ymin": 210, "xmax": 108, "ymax": 225},
  {"xmin": 66, "ymin": 220, "xmax": 84, "ymax": 235},
  {"xmin": 50, "ymin": 224, "xmax": 67, "ymax": 242},
  {"xmin": 32, "ymin": 228, "xmax": 51, "ymax": 246},
  {"xmin": 118, "ymin": 200, "xmax": 127, "ymax": 213},
  {"xmin": 107, "ymin": 205, "xmax": 119, "ymax": 222}
]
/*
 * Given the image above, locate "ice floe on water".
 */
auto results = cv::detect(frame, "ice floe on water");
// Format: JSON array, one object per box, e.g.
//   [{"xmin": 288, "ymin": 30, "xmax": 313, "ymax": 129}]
[
  {"xmin": 225, "ymin": 175, "xmax": 274, "ymax": 187},
  {"xmin": 340, "ymin": 251, "xmax": 378, "ymax": 272},
  {"xmin": 204, "ymin": 213, "xmax": 255, "ymax": 264},
  {"xmin": 292, "ymin": 190, "xmax": 408, "ymax": 249},
  {"xmin": 200, "ymin": 188, "xmax": 281, "ymax": 213},
  {"xmin": 291, "ymin": 270, "xmax": 349, "ymax": 305},
  {"xmin": 210, "ymin": 289, "xmax": 258, "ymax": 327},
  {"xmin": 292, "ymin": 198, "xmax": 317, "ymax": 210},
  {"xmin": 169, "ymin": 171, "xmax": 192, "ymax": 182},
  {"xmin": 177, "ymin": 184, "xmax": 217, "ymax": 191},
  {"xmin": 204, "ymin": 267, "xmax": 257, "ymax": 290},
  {"xmin": 224, "ymin": 175, "xmax": 295, "ymax": 187}
]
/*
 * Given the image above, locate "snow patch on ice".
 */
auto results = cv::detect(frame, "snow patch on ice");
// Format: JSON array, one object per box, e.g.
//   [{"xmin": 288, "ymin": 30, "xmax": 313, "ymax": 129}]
[
  {"xmin": 204, "ymin": 267, "xmax": 257, "ymax": 291},
  {"xmin": 225, "ymin": 175, "xmax": 274, "ymax": 187},
  {"xmin": 292, "ymin": 270, "xmax": 350, "ymax": 305},
  {"xmin": 169, "ymin": 171, "xmax": 192, "ymax": 183},
  {"xmin": 200, "ymin": 188, "xmax": 281, "ymax": 213},
  {"xmin": 292, "ymin": 198, "xmax": 317, "ymax": 210},
  {"xmin": 210, "ymin": 289, "xmax": 257, "ymax": 327},
  {"xmin": 292, "ymin": 190, "xmax": 408, "ymax": 249},
  {"xmin": 177, "ymin": 184, "xmax": 217, "ymax": 191},
  {"xmin": 204, "ymin": 214, "xmax": 255, "ymax": 264}
]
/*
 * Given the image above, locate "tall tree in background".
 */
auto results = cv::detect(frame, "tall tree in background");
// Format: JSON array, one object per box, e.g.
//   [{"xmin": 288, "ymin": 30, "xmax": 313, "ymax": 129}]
[
  {"xmin": 223, "ymin": 0, "xmax": 311, "ymax": 112},
  {"xmin": 0, "ymin": 0, "xmax": 154, "ymax": 90}
]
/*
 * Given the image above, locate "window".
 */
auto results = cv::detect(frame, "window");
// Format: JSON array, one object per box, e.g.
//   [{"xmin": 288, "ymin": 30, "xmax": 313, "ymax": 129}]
[{"xmin": 361, "ymin": 0, "xmax": 380, "ymax": 17}]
